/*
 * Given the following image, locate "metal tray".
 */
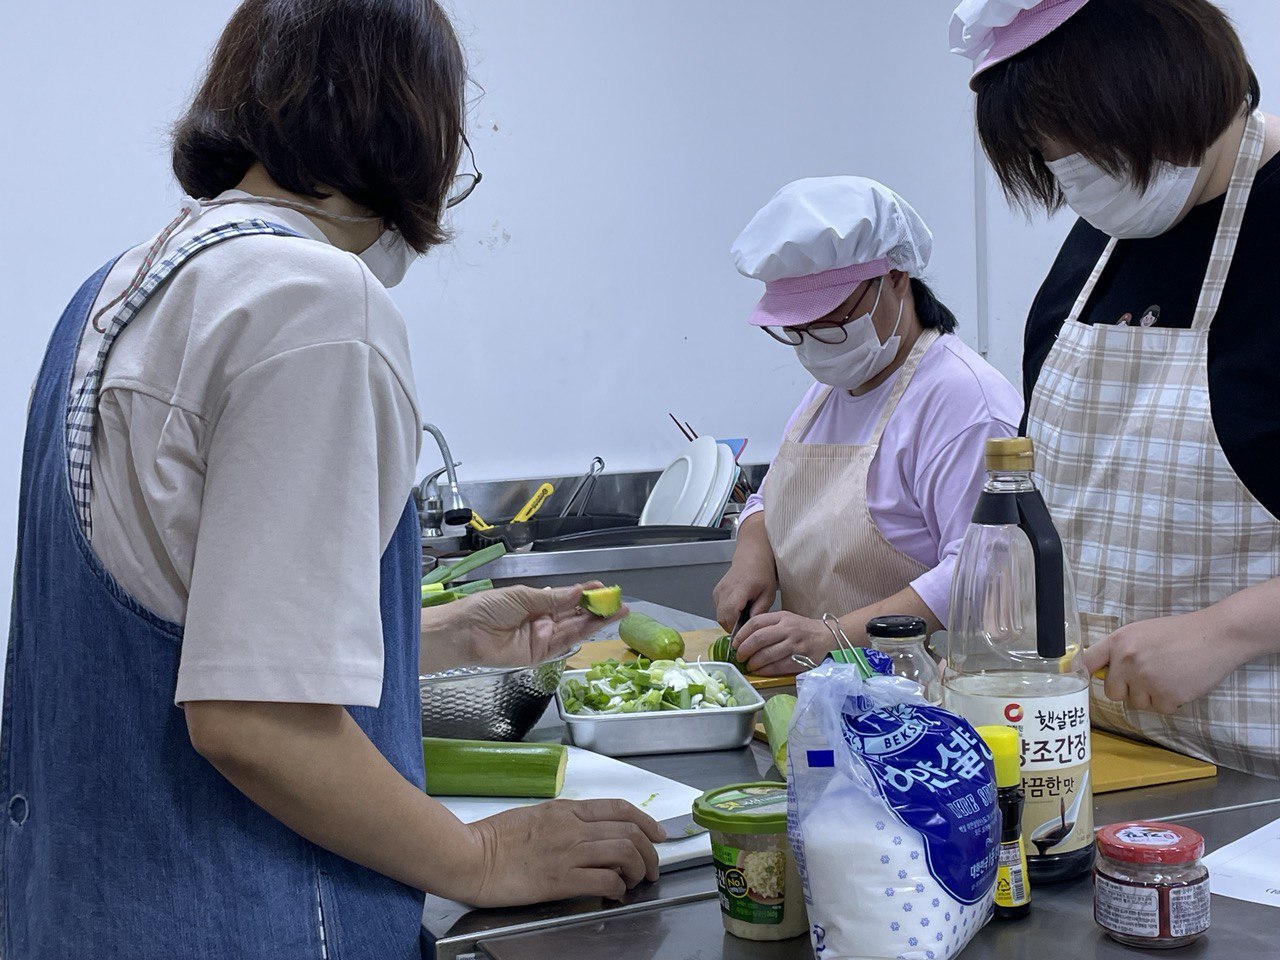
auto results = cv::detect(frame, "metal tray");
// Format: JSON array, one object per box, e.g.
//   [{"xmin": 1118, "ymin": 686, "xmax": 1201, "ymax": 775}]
[{"xmin": 555, "ymin": 662, "xmax": 763, "ymax": 757}]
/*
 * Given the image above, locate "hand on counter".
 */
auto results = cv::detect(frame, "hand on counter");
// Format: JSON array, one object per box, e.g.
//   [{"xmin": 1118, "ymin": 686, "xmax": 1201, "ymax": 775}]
[
  {"xmin": 731, "ymin": 611, "xmax": 830, "ymax": 676},
  {"xmin": 420, "ymin": 582, "xmax": 625, "ymax": 674},
  {"xmin": 467, "ymin": 798, "xmax": 664, "ymax": 906}
]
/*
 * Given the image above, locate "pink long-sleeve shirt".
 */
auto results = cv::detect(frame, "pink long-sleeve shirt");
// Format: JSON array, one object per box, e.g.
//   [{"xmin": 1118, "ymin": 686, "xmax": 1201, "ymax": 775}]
[{"xmin": 742, "ymin": 334, "xmax": 1022, "ymax": 625}]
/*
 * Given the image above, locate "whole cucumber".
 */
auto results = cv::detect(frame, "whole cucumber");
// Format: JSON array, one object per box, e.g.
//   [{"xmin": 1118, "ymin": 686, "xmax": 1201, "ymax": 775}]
[{"xmin": 618, "ymin": 612, "xmax": 685, "ymax": 660}]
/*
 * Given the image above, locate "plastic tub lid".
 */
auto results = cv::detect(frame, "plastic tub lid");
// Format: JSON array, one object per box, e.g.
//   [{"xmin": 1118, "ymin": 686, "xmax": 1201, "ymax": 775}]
[
  {"xmin": 1096, "ymin": 821, "xmax": 1205, "ymax": 864},
  {"xmin": 692, "ymin": 782, "xmax": 788, "ymax": 835}
]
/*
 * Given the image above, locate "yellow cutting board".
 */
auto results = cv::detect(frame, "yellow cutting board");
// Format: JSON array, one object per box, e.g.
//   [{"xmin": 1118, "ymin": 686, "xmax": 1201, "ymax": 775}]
[
  {"xmin": 749, "ymin": 724, "xmax": 1216, "ymax": 793},
  {"xmin": 1089, "ymin": 729, "xmax": 1216, "ymax": 792},
  {"xmin": 567, "ymin": 630, "xmax": 797, "ymax": 690}
]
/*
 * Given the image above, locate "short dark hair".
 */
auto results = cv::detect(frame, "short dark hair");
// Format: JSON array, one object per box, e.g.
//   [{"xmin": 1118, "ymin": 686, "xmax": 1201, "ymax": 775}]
[
  {"xmin": 910, "ymin": 278, "xmax": 958, "ymax": 334},
  {"xmin": 974, "ymin": 0, "xmax": 1259, "ymax": 211},
  {"xmin": 172, "ymin": 0, "xmax": 467, "ymax": 252}
]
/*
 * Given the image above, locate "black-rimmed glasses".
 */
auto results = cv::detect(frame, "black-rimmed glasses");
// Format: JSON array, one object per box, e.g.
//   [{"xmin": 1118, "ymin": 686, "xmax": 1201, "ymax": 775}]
[
  {"xmin": 763, "ymin": 279, "xmax": 879, "ymax": 346},
  {"xmin": 446, "ymin": 135, "xmax": 483, "ymax": 209}
]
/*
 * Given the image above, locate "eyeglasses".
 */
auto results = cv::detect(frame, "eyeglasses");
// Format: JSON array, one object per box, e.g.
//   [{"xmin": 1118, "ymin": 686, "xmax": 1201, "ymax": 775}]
[
  {"xmin": 446, "ymin": 135, "xmax": 483, "ymax": 209},
  {"xmin": 763, "ymin": 280, "xmax": 879, "ymax": 346}
]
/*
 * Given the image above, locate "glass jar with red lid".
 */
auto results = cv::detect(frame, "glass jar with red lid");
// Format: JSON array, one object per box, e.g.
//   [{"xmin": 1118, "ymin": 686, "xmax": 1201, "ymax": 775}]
[{"xmin": 1093, "ymin": 821, "xmax": 1210, "ymax": 949}]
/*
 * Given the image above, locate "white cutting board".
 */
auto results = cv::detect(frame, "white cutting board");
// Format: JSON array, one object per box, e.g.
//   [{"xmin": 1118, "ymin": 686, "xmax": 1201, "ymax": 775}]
[{"xmin": 436, "ymin": 745, "xmax": 710, "ymax": 870}]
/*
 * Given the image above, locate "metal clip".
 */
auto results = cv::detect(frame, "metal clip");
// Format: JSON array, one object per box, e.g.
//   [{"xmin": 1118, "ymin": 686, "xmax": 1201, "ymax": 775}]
[{"xmin": 822, "ymin": 613, "xmax": 857, "ymax": 659}]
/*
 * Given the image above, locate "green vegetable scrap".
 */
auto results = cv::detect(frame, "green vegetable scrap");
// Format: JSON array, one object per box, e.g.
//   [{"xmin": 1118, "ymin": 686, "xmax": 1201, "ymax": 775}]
[
  {"xmin": 762, "ymin": 694, "xmax": 797, "ymax": 777},
  {"xmin": 423, "ymin": 542, "xmax": 506, "ymax": 586},
  {"xmin": 421, "ymin": 578, "xmax": 494, "ymax": 608},
  {"xmin": 560, "ymin": 657, "xmax": 740, "ymax": 715}
]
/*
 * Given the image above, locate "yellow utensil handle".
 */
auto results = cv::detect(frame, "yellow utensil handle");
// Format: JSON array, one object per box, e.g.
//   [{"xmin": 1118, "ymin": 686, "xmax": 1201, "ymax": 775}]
[
  {"xmin": 468, "ymin": 511, "xmax": 494, "ymax": 531},
  {"xmin": 512, "ymin": 483, "xmax": 554, "ymax": 523}
]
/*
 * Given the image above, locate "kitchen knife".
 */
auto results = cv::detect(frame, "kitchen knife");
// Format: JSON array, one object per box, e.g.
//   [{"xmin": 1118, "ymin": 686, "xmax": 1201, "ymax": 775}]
[{"xmin": 657, "ymin": 811, "xmax": 708, "ymax": 843}]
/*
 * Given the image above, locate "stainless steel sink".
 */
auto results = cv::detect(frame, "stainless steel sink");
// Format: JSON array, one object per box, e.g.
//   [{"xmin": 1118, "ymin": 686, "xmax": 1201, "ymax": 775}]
[{"xmin": 420, "ymin": 464, "xmax": 765, "ymax": 620}]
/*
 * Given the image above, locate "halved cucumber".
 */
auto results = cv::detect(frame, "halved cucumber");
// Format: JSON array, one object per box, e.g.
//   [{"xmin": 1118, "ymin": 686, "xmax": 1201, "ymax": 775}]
[{"xmin": 422, "ymin": 738, "xmax": 567, "ymax": 798}]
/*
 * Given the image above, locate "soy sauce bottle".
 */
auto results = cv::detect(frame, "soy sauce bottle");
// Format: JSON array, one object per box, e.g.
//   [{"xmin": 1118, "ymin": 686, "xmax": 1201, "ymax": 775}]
[{"xmin": 944, "ymin": 437, "xmax": 1094, "ymax": 883}]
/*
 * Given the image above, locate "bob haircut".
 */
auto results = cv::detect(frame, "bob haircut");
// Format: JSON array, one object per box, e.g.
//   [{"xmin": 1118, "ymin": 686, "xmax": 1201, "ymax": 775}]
[
  {"xmin": 974, "ymin": 0, "xmax": 1258, "ymax": 211},
  {"xmin": 172, "ymin": 0, "xmax": 467, "ymax": 252}
]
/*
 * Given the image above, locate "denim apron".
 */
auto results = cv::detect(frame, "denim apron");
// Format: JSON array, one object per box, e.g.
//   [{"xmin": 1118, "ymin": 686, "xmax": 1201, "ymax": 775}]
[{"xmin": 3, "ymin": 221, "xmax": 428, "ymax": 958}]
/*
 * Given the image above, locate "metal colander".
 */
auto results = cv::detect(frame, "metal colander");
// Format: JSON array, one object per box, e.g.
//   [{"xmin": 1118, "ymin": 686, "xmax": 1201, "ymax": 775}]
[{"xmin": 418, "ymin": 645, "xmax": 578, "ymax": 741}]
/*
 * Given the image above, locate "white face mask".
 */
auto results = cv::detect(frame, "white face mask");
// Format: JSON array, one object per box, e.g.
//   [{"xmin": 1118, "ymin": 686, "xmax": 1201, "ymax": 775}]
[
  {"xmin": 1045, "ymin": 154, "xmax": 1200, "ymax": 239},
  {"xmin": 358, "ymin": 229, "xmax": 419, "ymax": 288},
  {"xmin": 794, "ymin": 282, "xmax": 904, "ymax": 390}
]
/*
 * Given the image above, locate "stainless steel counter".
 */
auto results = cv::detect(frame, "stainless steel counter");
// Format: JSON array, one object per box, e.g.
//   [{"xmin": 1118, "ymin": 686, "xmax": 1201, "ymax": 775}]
[
  {"xmin": 471, "ymin": 768, "xmax": 1280, "ymax": 960},
  {"xmin": 420, "ymin": 598, "xmax": 1280, "ymax": 960}
]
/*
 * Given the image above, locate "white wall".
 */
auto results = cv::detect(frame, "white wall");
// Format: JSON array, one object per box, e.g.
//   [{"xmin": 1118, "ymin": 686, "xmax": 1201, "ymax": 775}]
[{"xmin": 2, "ymin": 0, "xmax": 1278, "ymax": 642}]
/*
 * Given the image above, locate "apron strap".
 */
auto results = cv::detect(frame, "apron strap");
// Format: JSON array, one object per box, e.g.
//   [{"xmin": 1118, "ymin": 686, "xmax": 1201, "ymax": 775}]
[
  {"xmin": 1067, "ymin": 237, "xmax": 1119, "ymax": 325},
  {"xmin": 867, "ymin": 327, "xmax": 940, "ymax": 446},
  {"xmin": 1192, "ymin": 109, "xmax": 1266, "ymax": 332},
  {"xmin": 66, "ymin": 217, "xmax": 306, "ymax": 539},
  {"xmin": 783, "ymin": 384, "xmax": 835, "ymax": 443}
]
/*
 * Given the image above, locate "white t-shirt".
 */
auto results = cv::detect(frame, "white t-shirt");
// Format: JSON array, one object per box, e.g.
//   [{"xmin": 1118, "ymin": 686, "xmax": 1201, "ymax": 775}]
[{"xmin": 73, "ymin": 192, "xmax": 421, "ymax": 707}]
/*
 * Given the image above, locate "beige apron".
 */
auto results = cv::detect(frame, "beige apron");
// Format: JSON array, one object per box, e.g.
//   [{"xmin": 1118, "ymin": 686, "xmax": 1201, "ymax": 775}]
[
  {"xmin": 763, "ymin": 329, "xmax": 939, "ymax": 619},
  {"xmin": 1026, "ymin": 110, "xmax": 1280, "ymax": 776}
]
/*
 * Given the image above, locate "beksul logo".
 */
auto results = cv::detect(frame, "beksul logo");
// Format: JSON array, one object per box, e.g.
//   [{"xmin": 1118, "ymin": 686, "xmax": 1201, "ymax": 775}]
[{"xmin": 1004, "ymin": 703, "xmax": 1024, "ymax": 723}]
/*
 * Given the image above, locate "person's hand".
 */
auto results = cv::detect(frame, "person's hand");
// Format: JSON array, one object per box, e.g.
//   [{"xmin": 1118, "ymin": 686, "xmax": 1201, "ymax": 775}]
[
  {"xmin": 421, "ymin": 582, "xmax": 624, "ymax": 672},
  {"xmin": 1083, "ymin": 610, "xmax": 1235, "ymax": 714},
  {"xmin": 460, "ymin": 582, "xmax": 625, "ymax": 667},
  {"xmin": 713, "ymin": 558, "xmax": 778, "ymax": 632},
  {"xmin": 467, "ymin": 798, "xmax": 665, "ymax": 906},
  {"xmin": 732, "ymin": 611, "xmax": 831, "ymax": 676}
]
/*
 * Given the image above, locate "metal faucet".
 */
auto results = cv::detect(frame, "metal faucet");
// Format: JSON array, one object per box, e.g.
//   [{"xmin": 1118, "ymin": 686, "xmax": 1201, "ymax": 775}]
[{"xmin": 417, "ymin": 423, "xmax": 472, "ymax": 531}]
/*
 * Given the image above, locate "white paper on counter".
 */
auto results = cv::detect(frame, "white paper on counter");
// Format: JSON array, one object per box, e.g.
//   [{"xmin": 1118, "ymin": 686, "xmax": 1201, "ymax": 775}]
[
  {"xmin": 1203, "ymin": 815, "xmax": 1280, "ymax": 907},
  {"xmin": 435, "ymin": 745, "xmax": 711, "ymax": 871}
]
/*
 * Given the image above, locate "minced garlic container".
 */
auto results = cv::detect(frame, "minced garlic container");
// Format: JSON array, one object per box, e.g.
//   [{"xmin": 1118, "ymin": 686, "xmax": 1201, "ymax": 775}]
[{"xmin": 692, "ymin": 783, "xmax": 807, "ymax": 941}]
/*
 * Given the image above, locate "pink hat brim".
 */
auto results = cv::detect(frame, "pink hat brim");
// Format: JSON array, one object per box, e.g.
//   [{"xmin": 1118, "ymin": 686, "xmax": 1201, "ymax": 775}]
[
  {"xmin": 747, "ymin": 259, "xmax": 888, "ymax": 328},
  {"xmin": 970, "ymin": 0, "xmax": 1090, "ymax": 88}
]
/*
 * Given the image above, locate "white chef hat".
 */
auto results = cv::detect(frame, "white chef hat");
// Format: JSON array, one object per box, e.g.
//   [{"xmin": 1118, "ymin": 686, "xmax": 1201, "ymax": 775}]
[
  {"xmin": 731, "ymin": 176, "xmax": 932, "ymax": 328},
  {"xmin": 950, "ymin": 0, "xmax": 1092, "ymax": 87}
]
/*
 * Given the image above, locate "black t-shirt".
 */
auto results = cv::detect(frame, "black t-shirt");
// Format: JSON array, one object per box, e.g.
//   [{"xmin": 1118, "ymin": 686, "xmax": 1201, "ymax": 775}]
[{"xmin": 1022, "ymin": 152, "xmax": 1280, "ymax": 518}]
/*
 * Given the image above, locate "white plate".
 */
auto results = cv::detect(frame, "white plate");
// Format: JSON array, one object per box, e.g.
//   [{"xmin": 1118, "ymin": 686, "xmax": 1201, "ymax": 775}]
[
  {"xmin": 639, "ymin": 436, "xmax": 720, "ymax": 526},
  {"xmin": 692, "ymin": 443, "xmax": 737, "ymax": 527}
]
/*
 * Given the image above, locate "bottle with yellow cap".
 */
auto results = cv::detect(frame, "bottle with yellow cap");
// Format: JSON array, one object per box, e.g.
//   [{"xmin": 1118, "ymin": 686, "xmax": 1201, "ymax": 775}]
[
  {"xmin": 978, "ymin": 725, "xmax": 1032, "ymax": 920},
  {"xmin": 944, "ymin": 437, "xmax": 1094, "ymax": 883}
]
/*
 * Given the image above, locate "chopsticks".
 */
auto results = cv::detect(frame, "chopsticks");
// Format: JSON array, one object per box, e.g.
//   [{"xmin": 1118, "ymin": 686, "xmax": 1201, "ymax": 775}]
[
  {"xmin": 669, "ymin": 413, "xmax": 698, "ymax": 442},
  {"xmin": 668, "ymin": 412, "xmax": 753, "ymax": 503}
]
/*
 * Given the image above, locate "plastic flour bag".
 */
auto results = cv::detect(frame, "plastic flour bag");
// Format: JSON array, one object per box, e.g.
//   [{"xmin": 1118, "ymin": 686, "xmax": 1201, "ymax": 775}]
[{"xmin": 787, "ymin": 656, "xmax": 999, "ymax": 960}]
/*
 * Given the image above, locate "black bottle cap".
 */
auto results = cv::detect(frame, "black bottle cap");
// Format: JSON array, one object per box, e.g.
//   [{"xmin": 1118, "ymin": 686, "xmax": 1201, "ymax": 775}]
[{"xmin": 865, "ymin": 616, "xmax": 928, "ymax": 639}]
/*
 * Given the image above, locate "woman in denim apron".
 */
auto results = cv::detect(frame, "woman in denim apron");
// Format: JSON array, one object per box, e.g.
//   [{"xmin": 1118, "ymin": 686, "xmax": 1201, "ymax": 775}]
[{"xmin": 4, "ymin": 3, "xmax": 660, "ymax": 957}]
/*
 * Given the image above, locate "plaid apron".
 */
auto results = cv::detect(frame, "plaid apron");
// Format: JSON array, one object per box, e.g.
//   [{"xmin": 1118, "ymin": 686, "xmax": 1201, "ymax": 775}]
[
  {"xmin": 763, "ymin": 330, "xmax": 938, "ymax": 619},
  {"xmin": 1026, "ymin": 110, "xmax": 1280, "ymax": 776}
]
